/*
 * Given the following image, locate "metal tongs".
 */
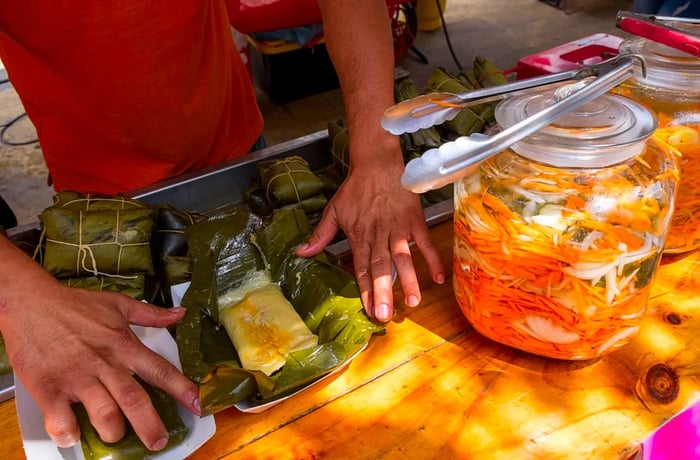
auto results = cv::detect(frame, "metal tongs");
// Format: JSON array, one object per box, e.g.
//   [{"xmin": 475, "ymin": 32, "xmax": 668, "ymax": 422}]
[
  {"xmin": 384, "ymin": 54, "xmax": 644, "ymax": 193},
  {"xmin": 616, "ymin": 10, "xmax": 700, "ymax": 58}
]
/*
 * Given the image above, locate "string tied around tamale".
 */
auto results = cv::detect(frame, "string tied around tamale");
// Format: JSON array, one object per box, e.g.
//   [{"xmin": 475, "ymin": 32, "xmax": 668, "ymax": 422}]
[
  {"xmin": 59, "ymin": 194, "xmax": 144, "ymax": 211},
  {"xmin": 264, "ymin": 157, "xmax": 318, "ymax": 206},
  {"xmin": 44, "ymin": 209, "xmax": 149, "ymax": 279}
]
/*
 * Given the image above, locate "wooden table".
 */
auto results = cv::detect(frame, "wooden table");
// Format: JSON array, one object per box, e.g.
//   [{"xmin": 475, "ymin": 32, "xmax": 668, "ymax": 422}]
[{"xmin": 2, "ymin": 221, "xmax": 700, "ymax": 459}]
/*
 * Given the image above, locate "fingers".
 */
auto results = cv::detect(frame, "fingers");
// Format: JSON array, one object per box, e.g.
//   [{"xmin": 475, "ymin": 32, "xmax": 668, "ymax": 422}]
[
  {"xmin": 42, "ymin": 398, "xmax": 81, "ymax": 448},
  {"xmin": 131, "ymin": 348, "xmax": 201, "ymax": 418},
  {"xmin": 118, "ymin": 296, "xmax": 187, "ymax": 328},
  {"xmin": 100, "ymin": 368, "xmax": 169, "ymax": 451},
  {"xmin": 78, "ymin": 381, "xmax": 125, "ymax": 443},
  {"xmin": 412, "ymin": 224, "xmax": 446, "ymax": 286},
  {"xmin": 296, "ymin": 206, "xmax": 340, "ymax": 257},
  {"xmin": 391, "ymin": 237, "xmax": 420, "ymax": 308}
]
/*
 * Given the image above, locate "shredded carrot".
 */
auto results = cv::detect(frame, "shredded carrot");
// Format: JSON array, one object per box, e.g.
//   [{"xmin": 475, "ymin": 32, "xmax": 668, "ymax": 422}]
[
  {"xmin": 453, "ymin": 144, "xmax": 677, "ymax": 360},
  {"xmin": 612, "ymin": 85, "xmax": 700, "ymax": 253}
]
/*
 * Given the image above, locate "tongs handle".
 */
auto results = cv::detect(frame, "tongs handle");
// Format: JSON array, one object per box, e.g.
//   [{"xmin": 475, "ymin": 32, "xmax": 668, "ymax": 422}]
[
  {"xmin": 401, "ymin": 55, "xmax": 640, "ymax": 193},
  {"xmin": 616, "ymin": 10, "xmax": 700, "ymax": 57},
  {"xmin": 381, "ymin": 58, "xmax": 634, "ymax": 135}
]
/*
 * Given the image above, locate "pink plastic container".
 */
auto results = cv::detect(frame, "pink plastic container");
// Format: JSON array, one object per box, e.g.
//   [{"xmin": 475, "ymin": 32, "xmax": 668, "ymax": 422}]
[
  {"xmin": 506, "ymin": 33, "xmax": 624, "ymax": 79},
  {"xmin": 643, "ymin": 402, "xmax": 700, "ymax": 459}
]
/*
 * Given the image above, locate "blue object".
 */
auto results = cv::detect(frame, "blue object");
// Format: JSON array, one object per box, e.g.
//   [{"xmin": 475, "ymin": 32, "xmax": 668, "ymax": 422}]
[{"xmin": 634, "ymin": 0, "xmax": 700, "ymax": 18}]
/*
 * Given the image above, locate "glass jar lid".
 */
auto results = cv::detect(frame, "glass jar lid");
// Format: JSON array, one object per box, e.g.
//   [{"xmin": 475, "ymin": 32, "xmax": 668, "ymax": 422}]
[
  {"xmin": 495, "ymin": 85, "xmax": 657, "ymax": 168},
  {"xmin": 619, "ymin": 22, "xmax": 700, "ymax": 91}
]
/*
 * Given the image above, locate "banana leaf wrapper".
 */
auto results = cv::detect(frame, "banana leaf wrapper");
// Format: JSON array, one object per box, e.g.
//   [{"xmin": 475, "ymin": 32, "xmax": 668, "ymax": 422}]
[
  {"xmin": 424, "ymin": 67, "xmax": 489, "ymax": 137},
  {"xmin": 245, "ymin": 185, "xmax": 275, "ymax": 218},
  {"xmin": 280, "ymin": 193, "xmax": 328, "ymax": 214},
  {"xmin": 177, "ymin": 208, "xmax": 384, "ymax": 414},
  {"xmin": 150, "ymin": 206, "xmax": 205, "ymax": 306},
  {"xmin": 315, "ymin": 165, "xmax": 344, "ymax": 196},
  {"xmin": 256, "ymin": 156, "xmax": 325, "ymax": 206},
  {"xmin": 75, "ymin": 380, "xmax": 188, "ymax": 460},
  {"xmin": 0, "ymin": 333, "xmax": 10, "ymax": 375},
  {"xmin": 61, "ymin": 274, "xmax": 146, "ymax": 300},
  {"xmin": 328, "ymin": 119, "xmax": 350, "ymax": 178},
  {"xmin": 473, "ymin": 55, "xmax": 509, "ymax": 87},
  {"xmin": 51, "ymin": 191, "xmax": 148, "ymax": 211},
  {"xmin": 40, "ymin": 207, "xmax": 154, "ymax": 278},
  {"xmin": 184, "ymin": 208, "xmax": 264, "ymax": 322},
  {"xmin": 394, "ymin": 78, "xmax": 442, "ymax": 157}
]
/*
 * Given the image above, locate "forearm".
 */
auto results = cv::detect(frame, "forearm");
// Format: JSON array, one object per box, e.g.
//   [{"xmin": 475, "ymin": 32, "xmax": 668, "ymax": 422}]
[
  {"xmin": 0, "ymin": 234, "xmax": 57, "ymax": 327},
  {"xmin": 317, "ymin": 0, "xmax": 401, "ymax": 168}
]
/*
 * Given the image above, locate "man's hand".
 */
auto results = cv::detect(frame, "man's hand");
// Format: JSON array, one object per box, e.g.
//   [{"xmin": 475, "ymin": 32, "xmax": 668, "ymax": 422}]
[
  {"xmin": 302, "ymin": 0, "xmax": 446, "ymax": 321},
  {"xmin": 297, "ymin": 139, "xmax": 445, "ymax": 322},
  {"xmin": 0, "ymin": 237, "xmax": 199, "ymax": 451}
]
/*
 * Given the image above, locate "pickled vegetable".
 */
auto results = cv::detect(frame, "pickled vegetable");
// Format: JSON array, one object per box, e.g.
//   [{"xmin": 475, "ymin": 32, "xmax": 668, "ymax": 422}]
[
  {"xmin": 615, "ymin": 79, "xmax": 700, "ymax": 254},
  {"xmin": 453, "ymin": 138, "xmax": 678, "ymax": 359}
]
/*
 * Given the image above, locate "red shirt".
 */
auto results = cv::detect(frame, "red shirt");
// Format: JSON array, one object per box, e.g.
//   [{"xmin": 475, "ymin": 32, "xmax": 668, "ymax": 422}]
[{"xmin": 0, "ymin": 1, "xmax": 263, "ymax": 194}]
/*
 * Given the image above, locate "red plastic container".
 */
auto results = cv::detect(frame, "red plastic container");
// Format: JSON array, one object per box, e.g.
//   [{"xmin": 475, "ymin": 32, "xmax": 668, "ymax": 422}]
[{"xmin": 506, "ymin": 33, "xmax": 624, "ymax": 79}]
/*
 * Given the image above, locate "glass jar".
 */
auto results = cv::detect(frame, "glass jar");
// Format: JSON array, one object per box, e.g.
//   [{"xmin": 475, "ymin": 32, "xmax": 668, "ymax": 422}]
[
  {"xmin": 616, "ymin": 30, "xmax": 700, "ymax": 254},
  {"xmin": 453, "ymin": 89, "xmax": 679, "ymax": 360}
]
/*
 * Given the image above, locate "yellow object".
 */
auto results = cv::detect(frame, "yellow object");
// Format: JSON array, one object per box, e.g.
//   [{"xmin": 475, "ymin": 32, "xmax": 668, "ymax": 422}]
[
  {"xmin": 220, "ymin": 284, "xmax": 318, "ymax": 376},
  {"xmin": 417, "ymin": 0, "xmax": 447, "ymax": 32}
]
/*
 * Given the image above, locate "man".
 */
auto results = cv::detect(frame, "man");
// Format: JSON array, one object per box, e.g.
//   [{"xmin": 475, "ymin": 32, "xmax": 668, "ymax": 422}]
[{"xmin": 0, "ymin": 0, "xmax": 445, "ymax": 452}]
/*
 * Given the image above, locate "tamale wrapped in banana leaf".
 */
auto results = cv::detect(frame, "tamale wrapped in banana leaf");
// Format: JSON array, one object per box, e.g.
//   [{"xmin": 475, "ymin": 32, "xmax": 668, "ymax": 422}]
[
  {"xmin": 394, "ymin": 77, "xmax": 442, "ymax": 158},
  {"xmin": 61, "ymin": 274, "xmax": 146, "ymax": 300},
  {"xmin": 177, "ymin": 208, "xmax": 384, "ymax": 414},
  {"xmin": 40, "ymin": 207, "xmax": 154, "ymax": 278},
  {"xmin": 245, "ymin": 185, "xmax": 275, "ymax": 218},
  {"xmin": 328, "ymin": 119, "xmax": 350, "ymax": 178},
  {"xmin": 51, "ymin": 191, "xmax": 147, "ymax": 211},
  {"xmin": 0, "ymin": 333, "xmax": 11, "ymax": 376},
  {"xmin": 150, "ymin": 206, "xmax": 205, "ymax": 306},
  {"xmin": 256, "ymin": 156, "xmax": 325, "ymax": 207},
  {"xmin": 75, "ymin": 379, "xmax": 188, "ymax": 460},
  {"xmin": 220, "ymin": 284, "xmax": 319, "ymax": 376},
  {"xmin": 424, "ymin": 66, "xmax": 490, "ymax": 137}
]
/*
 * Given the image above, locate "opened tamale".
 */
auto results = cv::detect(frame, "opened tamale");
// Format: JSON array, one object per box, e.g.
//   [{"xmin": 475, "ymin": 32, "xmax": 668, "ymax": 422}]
[
  {"xmin": 178, "ymin": 208, "xmax": 384, "ymax": 413},
  {"xmin": 75, "ymin": 379, "xmax": 188, "ymax": 460},
  {"xmin": 61, "ymin": 274, "xmax": 146, "ymax": 300},
  {"xmin": 40, "ymin": 207, "xmax": 154, "ymax": 278},
  {"xmin": 256, "ymin": 156, "xmax": 325, "ymax": 207},
  {"xmin": 220, "ymin": 284, "xmax": 318, "ymax": 376}
]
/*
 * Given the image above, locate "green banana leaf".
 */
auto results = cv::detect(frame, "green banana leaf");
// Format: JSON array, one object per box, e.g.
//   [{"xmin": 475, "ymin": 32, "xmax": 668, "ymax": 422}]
[
  {"xmin": 256, "ymin": 156, "xmax": 325, "ymax": 206},
  {"xmin": 51, "ymin": 191, "xmax": 147, "ymax": 211},
  {"xmin": 0, "ymin": 333, "xmax": 10, "ymax": 375},
  {"xmin": 245, "ymin": 185, "xmax": 275, "ymax": 218},
  {"xmin": 328, "ymin": 119, "xmax": 351, "ymax": 178},
  {"xmin": 61, "ymin": 274, "xmax": 146, "ymax": 300},
  {"xmin": 150, "ymin": 206, "xmax": 205, "ymax": 306},
  {"xmin": 40, "ymin": 207, "xmax": 154, "ymax": 278},
  {"xmin": 177, "ymin": 208, "xmax": 384, "ymax": 414},
  {"xmin": 75, "ymin": 379, "xmax": 188, "ymax": 460}
]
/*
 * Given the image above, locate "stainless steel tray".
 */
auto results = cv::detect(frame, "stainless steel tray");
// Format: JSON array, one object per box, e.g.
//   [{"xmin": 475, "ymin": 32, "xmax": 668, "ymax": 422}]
[{"xmin": 1, "ymin": 129, "xmax": 454, "ymax": 403}]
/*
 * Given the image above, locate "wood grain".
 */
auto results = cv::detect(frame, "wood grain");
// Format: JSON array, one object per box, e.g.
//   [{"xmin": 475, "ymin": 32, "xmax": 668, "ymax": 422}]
[{"xmin": 1, "ymin": 221, "xmax": 699, "ymax": 459}]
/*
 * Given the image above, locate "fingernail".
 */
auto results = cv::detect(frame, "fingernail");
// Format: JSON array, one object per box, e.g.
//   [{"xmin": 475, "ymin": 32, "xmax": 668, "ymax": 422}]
[
  {"xmin": 169, "ymin": 307, "xmax": 186, "ymax": 314},
  {"xmin": 297, "ymin": 243, "xmax": 309, "ymax": 251},
  {"xmin": 53, "ymin": 433, "xmax": 78, "ymax": 448},
  {"xmin": 406, "ymin": 295, "xmax": 419, "ymax": 307},
  {"xmin": 376, "ymin": 303, "xmax": 391, "ymax": 321},
  {"xmin": 193, "ymin": 396, "xmax": 201, "ymax": 416},
  {"xmin": 152, "ymin": 436, "xmax": 168, "ymax": 451},
  {"xmin": 436, "ymin": 273, "xmax": 445, "ymax": 285}
]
